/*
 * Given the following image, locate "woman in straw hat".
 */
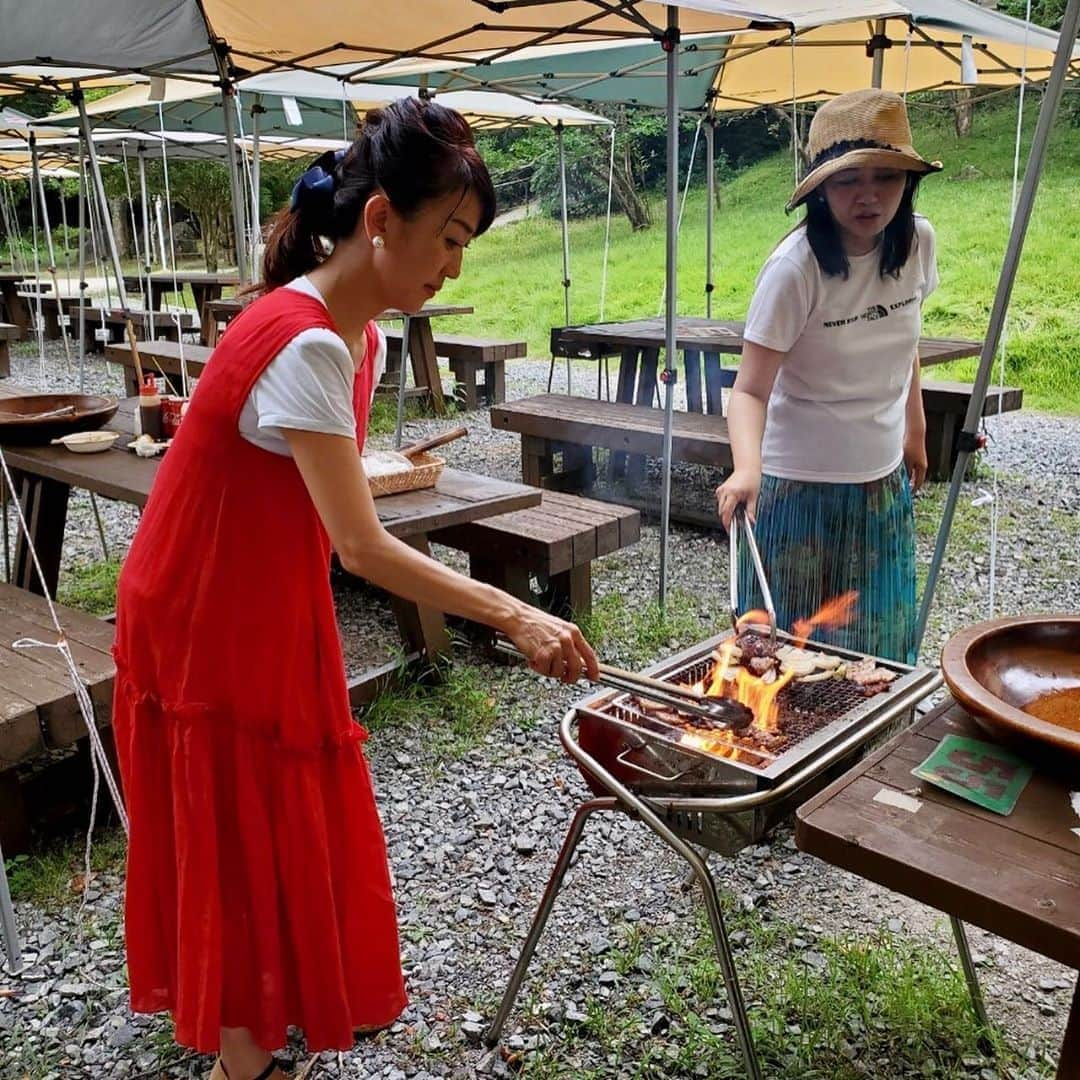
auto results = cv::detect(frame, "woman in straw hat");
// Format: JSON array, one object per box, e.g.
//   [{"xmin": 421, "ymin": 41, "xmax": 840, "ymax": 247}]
[
  {"xmin": 716, "ymin": 89, "xmax": 942, "ymax": 663},
  {"xmin": 112, "ymin": 98, "xmax": 597, "ymax": 1080}
]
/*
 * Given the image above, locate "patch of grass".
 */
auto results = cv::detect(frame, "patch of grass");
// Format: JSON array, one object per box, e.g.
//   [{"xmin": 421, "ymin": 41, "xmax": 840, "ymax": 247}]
[
  {"xmin": 367, "ymin": 395, "xmax": 437, "ymax": 436},
  {"xmin": 57, "ymin": 558, "xmax": 122, "ymax": 616},
  {"xmin": 434, "ymin": 97, "xmax": 1078, "ymax": 412},
  {"xmin": 3, "ymin": 826, "xmax": 126, "ymax": 908},
  {"xmin": 579, "ymin": 587, "xmax": 724, "ymax": 668},
  {"xmin": 514, "ymin": 907, "xmax": 1053, "ymax": 1079},
  {"xmin": 359, "ymin": 652, "xmax": 500, "ymax": 760}
]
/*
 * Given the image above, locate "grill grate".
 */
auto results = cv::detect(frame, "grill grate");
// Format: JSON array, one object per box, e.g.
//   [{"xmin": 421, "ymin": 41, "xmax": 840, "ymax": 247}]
[{"xmin": 593, "ymin": 632, "xmax": 891, "ymax": 772}]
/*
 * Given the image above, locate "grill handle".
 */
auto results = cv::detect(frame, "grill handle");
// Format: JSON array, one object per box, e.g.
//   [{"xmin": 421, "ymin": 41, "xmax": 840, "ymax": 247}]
[
  {"xmin": 615, "ymin": 745, "xmax": 691, "ymax": 783},
  {"xmin": 729, "ymin": 508, "xmax": 777, "ymax": 645}
]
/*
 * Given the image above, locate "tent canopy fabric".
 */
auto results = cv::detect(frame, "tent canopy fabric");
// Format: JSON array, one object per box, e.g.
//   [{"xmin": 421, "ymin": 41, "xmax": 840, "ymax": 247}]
[
  {"xmin": 367, "ymin": 0, "xmax": 1079, "ymax": 112},
  {"xmin": 39, "ymin": 75, "xmax": 612, "ymax": 138},
  {"xmin": 0, "ymin": 1, "xmax": 914, "ymax": 81}
]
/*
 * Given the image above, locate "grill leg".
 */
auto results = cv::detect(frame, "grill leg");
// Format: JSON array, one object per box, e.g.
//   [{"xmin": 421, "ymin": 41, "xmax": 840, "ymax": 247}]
[
  {"xmin": 950, "ymin": 916, "xmax": 991, "ymax": 1032},
  {"xmin": 676, "ymin": 843, "xmax": 764, "ymax": 1080},
  {"xmin": 484, "ymin": 798, "xmax": 612, "ymax": 1047},
  {"xmin": 0, "ymin": 835, "xmax": 23, "ymax": 975}
]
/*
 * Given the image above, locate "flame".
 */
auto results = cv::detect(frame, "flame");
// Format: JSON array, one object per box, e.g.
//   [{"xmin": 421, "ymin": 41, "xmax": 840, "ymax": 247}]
[
  {"xmin": 685, "ymin": 637, "xmax": 795, "ymax": 732},
  {"xmin": 791, "ymin": 591, "xmax": 859, "ymax": 648},
  {"xmin": 736, "ymin": 609, "xmax": 773, "ymax": 632}
]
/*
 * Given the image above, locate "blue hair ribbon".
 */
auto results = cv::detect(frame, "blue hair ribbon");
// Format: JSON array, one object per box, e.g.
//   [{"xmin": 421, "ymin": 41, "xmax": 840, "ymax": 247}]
[{"xmin": 289, "ymin": 149, "xmax": 347, "ymax": 212}]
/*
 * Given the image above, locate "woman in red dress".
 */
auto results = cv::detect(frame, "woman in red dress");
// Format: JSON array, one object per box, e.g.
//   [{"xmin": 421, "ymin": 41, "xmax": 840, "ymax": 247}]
[{"xmin": 111, "ymin": 99, "xmax": 597, "ymax": 1080}]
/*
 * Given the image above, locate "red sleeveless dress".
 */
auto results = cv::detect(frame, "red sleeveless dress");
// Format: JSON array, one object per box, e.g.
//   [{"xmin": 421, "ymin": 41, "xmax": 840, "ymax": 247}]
[{"xmin": 111, "ymin": 286, "xmax": 408, "ymax": 1053}]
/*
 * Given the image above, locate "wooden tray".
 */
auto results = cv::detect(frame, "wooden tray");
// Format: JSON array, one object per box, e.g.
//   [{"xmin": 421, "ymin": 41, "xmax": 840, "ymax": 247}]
[{"xmin": 367, "ymin": 451, "xmax": 444, "ymax": 498}]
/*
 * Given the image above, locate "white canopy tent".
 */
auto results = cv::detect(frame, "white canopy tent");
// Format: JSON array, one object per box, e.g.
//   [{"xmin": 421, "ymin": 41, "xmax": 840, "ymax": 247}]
[{"xmin": 38, "ymin": 73, "xmax": 612, "ymax": 388}]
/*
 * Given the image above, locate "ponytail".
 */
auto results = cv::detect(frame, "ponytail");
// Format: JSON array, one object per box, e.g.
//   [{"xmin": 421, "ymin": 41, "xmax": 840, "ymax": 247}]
[{"xmin": 255, "ymin": 98, "xmax": 496, "ymax": 293}]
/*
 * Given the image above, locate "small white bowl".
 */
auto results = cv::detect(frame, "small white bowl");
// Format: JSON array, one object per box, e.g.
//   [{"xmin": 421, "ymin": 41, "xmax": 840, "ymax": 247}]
[{"xmin": 51, "ymin": 430, "xmax": 120, "ymax": 454}]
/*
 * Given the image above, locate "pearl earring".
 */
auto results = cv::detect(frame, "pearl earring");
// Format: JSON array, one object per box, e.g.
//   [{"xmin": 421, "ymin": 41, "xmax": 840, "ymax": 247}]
[{"xmin": 372, "ymin": 235, "xmax": 385, "ymax": 249}]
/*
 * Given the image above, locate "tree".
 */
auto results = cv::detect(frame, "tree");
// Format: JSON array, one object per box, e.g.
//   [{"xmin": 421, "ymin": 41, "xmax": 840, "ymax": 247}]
[
  {"xmin": 159, "ymin": 161, "xmax": 235, "ymax": 271},
  {"xmin": 996, "ymin": 0, "xmax": 1067, "ymax": 29}
]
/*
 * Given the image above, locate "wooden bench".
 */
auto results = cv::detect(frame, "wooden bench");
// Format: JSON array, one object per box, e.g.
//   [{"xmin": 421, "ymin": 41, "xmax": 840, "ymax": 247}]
[
  {"xmin": 201, "ymin": 297, "xmax": 244, "ymax": 346},
  {"xmin": 492, "ymin": 393, "xmax": 732, "ymax": 492},
  {"xmin": 0, "ymin": 323, "xmax": 18, "ymax": 378},
  {"xmin": 0, "ymin": 583, "xmax": 116, "ymax": 851},
  {"xmin": 106, "ymin": 340, "xmax": 212, "ymax": 395},
  {"xmin": 84, "ymin": 307, "xmax": 195, "ymax": 352},
  {"xmin": 431, "ymin": 489, "xmax": 640, "ymax": 617},
  {"xmin": 923, "ymin": 380, "xmax": 1023, "ymax": 480},
  {"xmin": 385, "ymin": 328, "xmax": 526, "ymax": 409}
]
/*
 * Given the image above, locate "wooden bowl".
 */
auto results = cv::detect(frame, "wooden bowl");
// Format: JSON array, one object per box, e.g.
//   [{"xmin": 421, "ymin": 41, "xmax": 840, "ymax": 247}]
[
  {"xmin": 0, "ymin": 394, "xmax": 118, "ymax": 445},
  {"xmin": 941, "ymin": 615, "xmax": 1080, "ymax": 762}
]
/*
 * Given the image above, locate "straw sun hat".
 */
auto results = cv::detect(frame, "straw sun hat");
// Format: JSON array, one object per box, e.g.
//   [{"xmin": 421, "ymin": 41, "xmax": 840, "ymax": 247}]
[{"xmin": 788, "ymin": 89, "xmax": 942, "ymax": 210}]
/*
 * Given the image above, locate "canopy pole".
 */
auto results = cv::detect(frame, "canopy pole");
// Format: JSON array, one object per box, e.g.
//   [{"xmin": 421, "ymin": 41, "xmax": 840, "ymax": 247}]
[
  {"xmin": 915, "ymin": 0, "xmax": 1080, "ymax": 650},
  {"xmin": 137, "ymin": 144, "xmax": 152, "ymax": 273},
  {"xmin": 77, "ymin": 139, "xmax": 87, "ymax": 391},
  {"xmin": 599, "ymin": 124, "xmax": 616, "ymax": 327},
  {"xmin": 871, "ymin": 19, "xmax": 887, "ymax": 88},
  {"xmin": 251, "ymin": 96, "xmax": 264, "ymax": 278},
  {"xmin": 26, "ymin": 134, "xmax": 47, "ymax": 374},
  {"xmin": 705, "ymin": 117, "xmax": 715, "ymax": 318},
  {"xmin": 30, "ymin": 133, "xmax": 73, "ymax": 372},
  {"xmin": 659, "ymin": 7, "xmax": 680, "ymax": 611},
  {"xmin": 72, "ymin": 84, "xmax": 129, "ymax": 310},
  {"xmin": 556, "ymin": 120, "xmax": 572, "ymax": 389},
  {"xmin": 213, "ymin": 49, "xmax": 250, "ymax": 283}
]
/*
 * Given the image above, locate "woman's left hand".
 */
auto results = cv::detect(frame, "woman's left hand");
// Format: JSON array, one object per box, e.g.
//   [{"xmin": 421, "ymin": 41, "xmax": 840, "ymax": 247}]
[{"xmin": 904, "ymin": 428, "xmax": 928, "ymax": 493}]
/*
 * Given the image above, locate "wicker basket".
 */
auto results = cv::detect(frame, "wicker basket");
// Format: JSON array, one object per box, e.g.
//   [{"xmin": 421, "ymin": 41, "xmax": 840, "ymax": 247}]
[{"xmin": 367, "ymin": 451, "xmax": 445, "ymax": 498}]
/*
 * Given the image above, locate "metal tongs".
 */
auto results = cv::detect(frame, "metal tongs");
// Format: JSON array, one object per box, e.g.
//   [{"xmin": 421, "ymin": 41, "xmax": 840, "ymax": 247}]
[
  {"xmin": 494, "ymin": 639, "xmax": 753, "ymax": 731},
  {"xmin": 728, "ymin": 507, "xmax": 777, "ymax": 647}
]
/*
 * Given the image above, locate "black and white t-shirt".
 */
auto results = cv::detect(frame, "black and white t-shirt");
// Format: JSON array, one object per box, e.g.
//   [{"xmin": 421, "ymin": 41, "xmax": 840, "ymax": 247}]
[{"xmin": 743, "ymin": 215, "xmax": 938, "ymax": 483}]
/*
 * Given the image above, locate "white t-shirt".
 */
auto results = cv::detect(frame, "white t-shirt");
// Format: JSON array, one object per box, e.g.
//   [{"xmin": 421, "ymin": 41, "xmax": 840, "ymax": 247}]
[
  {"xmin": 743, "ymin": 215, "xmax": 938, "ymax": 483},
  {"xmin": 237, "ymin": 276, "xmax": 387, "ymax": 457}
]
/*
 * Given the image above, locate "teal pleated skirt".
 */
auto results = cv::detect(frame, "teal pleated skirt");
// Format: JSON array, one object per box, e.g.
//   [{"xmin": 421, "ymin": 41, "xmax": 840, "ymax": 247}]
[{"xmin": 738, "ymin": 465, "xmax": 917, "ymax": 664}]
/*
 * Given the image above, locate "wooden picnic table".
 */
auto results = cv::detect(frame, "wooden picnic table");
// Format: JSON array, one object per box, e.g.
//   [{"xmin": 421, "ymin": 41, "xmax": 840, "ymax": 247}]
[
  {"xmin": 123, "ymin": 270, "xmax": 239, "ymax": 317},
  {"xmin": 0, "ymin": 386, "xmax": 540, "ymax": 704},
  {"xmin": 0, "ymin": 272, "xmax": 51, "ymax": 339},
  {"xmin": 378, "ymin": 304, "xmax": 474, "ymax": 418},
  {"xmin": 552, "ymin": 317, "xmax": 983, "ymax": 414},
  {"xmin": 796, "ymin": 698, "xmax": 1079, "ymax": 1079},
  {"xmin": 112, "ymin": 301, "xmax": 476, "ymax": 416}
]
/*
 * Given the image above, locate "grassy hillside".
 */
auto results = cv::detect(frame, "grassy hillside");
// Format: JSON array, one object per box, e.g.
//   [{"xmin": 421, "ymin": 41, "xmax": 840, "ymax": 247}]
[{"xmin": 435, "ymin": 98, "xmax": 1080, "ymax": 412}]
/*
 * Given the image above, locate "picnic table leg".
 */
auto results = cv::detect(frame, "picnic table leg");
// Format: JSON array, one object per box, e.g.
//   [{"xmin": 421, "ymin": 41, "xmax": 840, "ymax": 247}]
[
  {"xmin": 684, "ymin": 349, "xmax": 703, "ymax": 413},
  {"xmin": 521, "ymin": 435, "xmax": 554, "ymax": 488},
  {"xmin": 704, "ymin": 352, "xmax": 727, "ymax": 415},
  {"xmin": 387, "ymin": 536, "xmax": 451, "ymax": 659},
  {"xmin": 924, "ymin": 410, "xmax": 957, "ymax": 482},
  {"xmin": 1058, "ymin": 979, "xmax": 1079, "ymax": 1080},
  {"xmin": 408, "ymin": 318, "xmax": 447, "ymax": 417},
  {"xmin": 2, "ymin": 285, "xmax": 31, "ymax": 340},
  {"xmin": 486, "ymin": 360, "xmax": 506, "ymax": 406},
  {"xmin": 12, "ymin": 474, "xmax": 69, "ymax": 598},
  {"xmin": 0, "ymin": 339, "xmax": 9, "ymax": 379},
  {"xmin": 615, "ymin": 347, "xmax": 638, "ymax": 404},
  {"xmin": 625, "ymin": 348, "xmax": 660, "ymax": 488}
]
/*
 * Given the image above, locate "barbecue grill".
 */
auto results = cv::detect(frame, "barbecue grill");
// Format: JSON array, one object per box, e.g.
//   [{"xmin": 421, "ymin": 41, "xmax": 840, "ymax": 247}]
[{"xmin": 485, "ymin": 627, "xmax": 943, "ymax": 1079}]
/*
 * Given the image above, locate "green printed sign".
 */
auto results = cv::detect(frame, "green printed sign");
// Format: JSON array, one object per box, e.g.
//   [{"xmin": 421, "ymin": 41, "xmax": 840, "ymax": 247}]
[{"xmin": 912, "ymin": 734, "xmax": 1033, "ymax": 815}]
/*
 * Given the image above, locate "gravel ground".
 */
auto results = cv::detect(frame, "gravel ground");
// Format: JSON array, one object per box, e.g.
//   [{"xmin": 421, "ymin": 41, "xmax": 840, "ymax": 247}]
[{"xmin": 1, "ymin": 340, "xmax": 1077, "ymax": 1079}]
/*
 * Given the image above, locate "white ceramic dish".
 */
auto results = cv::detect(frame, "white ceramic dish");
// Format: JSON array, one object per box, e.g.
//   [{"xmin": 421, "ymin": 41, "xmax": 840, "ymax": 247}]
[{"xmin": 50, "ymin": 430, "xmax": 120, "ymax": 454}]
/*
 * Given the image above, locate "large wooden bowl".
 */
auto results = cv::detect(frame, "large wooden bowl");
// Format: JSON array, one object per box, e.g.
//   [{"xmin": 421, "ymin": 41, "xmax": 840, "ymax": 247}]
[
  {"xmin": 0, "ymin": 394, "xmax": 118, "ymax": 445},
  {"xmin": 941, "ymin": 615, "xmax": 1080, "ymax": 762}
]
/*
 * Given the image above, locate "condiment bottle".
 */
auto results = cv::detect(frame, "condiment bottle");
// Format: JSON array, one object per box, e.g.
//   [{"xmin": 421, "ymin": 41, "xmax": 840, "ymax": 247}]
[{"xmin": 138, "ymin": 374, "xmax": 163, "ymax": 440}]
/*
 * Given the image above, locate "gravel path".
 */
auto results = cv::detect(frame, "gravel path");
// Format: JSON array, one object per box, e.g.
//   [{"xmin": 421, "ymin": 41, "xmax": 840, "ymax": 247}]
[{"xmin": 1, "ymin": 341, "xmax": 1077, "ymax": 1079}]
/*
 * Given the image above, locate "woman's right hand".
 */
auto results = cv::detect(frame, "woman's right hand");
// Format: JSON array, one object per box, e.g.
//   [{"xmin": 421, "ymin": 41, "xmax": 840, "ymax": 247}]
[
  {"xmin": 503, "ymin": 604, "xmax": 599, "ymax": 686},
  {"xmin": 716, "ymin": 468, "xmax": 762, "ymax": 530}
]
